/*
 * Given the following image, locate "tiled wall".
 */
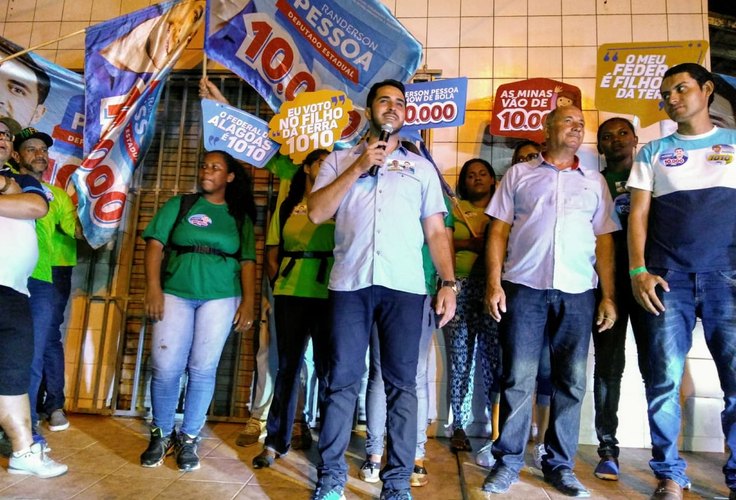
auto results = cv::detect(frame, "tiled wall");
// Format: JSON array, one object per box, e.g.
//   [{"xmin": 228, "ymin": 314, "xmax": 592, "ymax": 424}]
[{"xmin": 2, "ymin": 0, "xmax": 723, "ymax": 451}]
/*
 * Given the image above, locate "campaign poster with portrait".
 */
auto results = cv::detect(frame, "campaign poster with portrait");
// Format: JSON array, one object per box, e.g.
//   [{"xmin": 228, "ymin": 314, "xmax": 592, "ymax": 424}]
[
  {"xmin": 204, "ymin": 0, "xmax": 422, "ymax": 148},
  {"xmin": 0, "ymin": 36, "xmax": 85, "ymax": 193},
  {"xmin": 490, "ymin": 78, "xmax": 581, "ymax": 143},
  {"xmin": 595, "ymin": 40, "xmax": 708, "ymax": 127},
  {"xmin": 75, "ymin": 0, "xmax": 204, "ymax": 248}
]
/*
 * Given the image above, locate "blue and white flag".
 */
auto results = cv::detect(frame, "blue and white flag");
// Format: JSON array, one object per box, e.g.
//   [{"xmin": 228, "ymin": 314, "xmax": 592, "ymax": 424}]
[
  {"xmin": 204, "ymin": 0, "xmax": 422, "ymax": 148},
  {"xmin": 201, "ymin": 98, "xmax": 278, "ymax": 167},
  {"xmin": 74, "ymin": 0, "xmax": 205, "ymax": 248}
]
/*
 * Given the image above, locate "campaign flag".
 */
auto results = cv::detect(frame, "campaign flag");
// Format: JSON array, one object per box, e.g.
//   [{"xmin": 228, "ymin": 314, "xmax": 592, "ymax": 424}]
[
  {"xmin": 403, "ymin": 78, "xmax": 468, "ymax": 137},
  {"xmin": 74, "ymin": 0, "xmax": 205, "ymax": 248},
  {"xmin": 201, "ymin": 98, "xmax": 279, "ymax": 167},
  {"xmin": 491, "ymin": 78, "xmax": 581, "ymax": 143},
  {"xmin": 204, "ymin": 0, "xmax": 422, "ymax": 148},
  {"xmin": 0, "ymin": 37, "xmax": 85, "ymax": 195}
]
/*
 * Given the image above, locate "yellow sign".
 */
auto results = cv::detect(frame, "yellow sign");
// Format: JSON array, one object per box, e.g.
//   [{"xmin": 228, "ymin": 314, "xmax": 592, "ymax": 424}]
[
  {"xmin": 595, "ymin": 40, "xmax": 708, "ymax": 127},
  {"xmin": 268, "ymin": 89, "xmax": 353, "ymax": 164}
]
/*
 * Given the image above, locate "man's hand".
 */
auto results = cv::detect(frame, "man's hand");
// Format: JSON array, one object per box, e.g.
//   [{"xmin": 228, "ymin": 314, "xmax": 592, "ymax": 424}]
[
  {"xmin": 484, "ymin": 282, "xmax": 506, "ymax": 322},
  {"xmin": 595, "ymin": 297, "xmax": 618, "ymax": 332},
  {"xmin": 632, "ymin": 271, "xmax": 669, "ymax": 315},
  {"xmin": 434, "ymin": 287, "xmax": 457, "ymax": 327},
  {"xmin": 1, "ymin": 176, "xmax": 21, "ymax": 195},
  {"xmin": 199, "ymin": 76, "xmax": 228, "ymax": 104},
  {"xmin": 352, "ymin": 140, "xmax": 389, "ymax": 176}
]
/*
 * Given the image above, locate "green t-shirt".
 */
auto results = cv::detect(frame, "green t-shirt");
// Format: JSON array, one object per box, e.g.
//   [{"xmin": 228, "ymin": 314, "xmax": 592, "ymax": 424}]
[
  {"xmin": 30, "ymin": 182, "xmax": 78, "ymax": 282},
  {"xmin": 266, "ymin": 197, "xmax": 335, "ymax": 299},
  {"xmin": 422, "ymin": 196, "xmax": 455, "ymax": 295},
  {"xmin": 142, "ymin": 195, "xmax": 256, "ymax": 300},
  {"xmin": 47, "ymin": 183, "xmax": 78, "ymax": 267},
  {"xmin": 453, "ymin": 199, "xmax": 491, "ymax": 277}
]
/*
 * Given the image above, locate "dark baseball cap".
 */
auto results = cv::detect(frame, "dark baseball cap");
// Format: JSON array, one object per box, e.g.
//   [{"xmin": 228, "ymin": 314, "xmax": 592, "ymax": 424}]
[{"xmin": 14, "ymin": 127, "xmax": 53, "ymax": 150}]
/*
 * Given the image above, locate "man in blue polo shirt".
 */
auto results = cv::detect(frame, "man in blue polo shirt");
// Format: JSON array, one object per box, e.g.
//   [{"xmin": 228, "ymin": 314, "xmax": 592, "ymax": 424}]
[
  {"xmin": 308, "ymin": 79, "xmax": 456, "ymax": 500},
  {"xmin": 628, "ymin": 62, "xmax": 736, "ymax": 500}
]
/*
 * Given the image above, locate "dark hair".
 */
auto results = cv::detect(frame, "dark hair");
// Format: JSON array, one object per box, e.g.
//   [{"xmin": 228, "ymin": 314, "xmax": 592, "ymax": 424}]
[
  {"xmin": 511, "ymin": 140, "xmax": 542, "ymax": 165},
  {"xmin": 366, "ymin": 79, "xmax": 405, "ymax": 108},
  {"xmin": 0, "ymin": 38, "xmax": 51, "ymax": 106},
  {"xmin": 664, "ymin": 63, "xmax": 715, "ymax": 107},
  {"xmin": 596, "ymin": 117, "xmax": 636, "ymax": 143},
  {"xmin": 457, "ymin": 158, "xmax": 496, "ymax": 200},
  {"xmin": 204, "ymin": 150, "xmax": 256, "ymax": 228},
  {"xmin": 278, "ymin": 148, "xmax": 329, "ymax": 234}
]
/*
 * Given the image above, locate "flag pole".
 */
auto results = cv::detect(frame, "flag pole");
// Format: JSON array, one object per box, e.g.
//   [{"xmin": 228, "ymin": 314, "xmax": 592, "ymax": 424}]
[
  {"xmin": 0, "ymin": 29, "xmax": 87, "ymax": 64},
  {"xmin": 202, "ymin": 53, "xmax": 207, "ymax": 78}
]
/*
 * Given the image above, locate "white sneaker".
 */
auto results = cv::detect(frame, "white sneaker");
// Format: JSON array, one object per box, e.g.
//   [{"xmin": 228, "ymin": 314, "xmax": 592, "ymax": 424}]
[
  {"xmin": 475, "ymin": 441, "xmax": 496, "ymax": 468},
  {"xmin": 8, "ymin": 442, "xmax": 68, "ymax": 478},
  {"xmin": 359, "ymin": 459, "xmax": 381, "ymax": 483},
  {"xmin": 533, "ymin": 443, "xmax": 546, "ymax": 469}
]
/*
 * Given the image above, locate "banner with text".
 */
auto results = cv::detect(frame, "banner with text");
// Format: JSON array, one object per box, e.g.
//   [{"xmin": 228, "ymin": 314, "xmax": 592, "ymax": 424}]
[
  {"xmin": 491, "ymin": 78, "xmax": 581, "ymax": 143},
  {"xmin": 403, "ymin": 78, "xmax": 467, "ymax": 135},
  {"xmin": 75, "ymin": 0, "xmax": 204, "ymax": 248},
  {"xmin": 202, "ymin": 99, "xmax": 278, "ymax": 167},
  {"xmin": 0, "ymin": 36, "xmax": 85, "ymax": 195},
  {"xmin": 595, "ymin": 40, "xmax": 708, "ymax": 127},
  {"xmin": 204, "ymin": 0, "xmax": 422, "ymax": 148},
  {"xmin": 268, "ymin": 89, "xmax": 352, "ymax": 164}
]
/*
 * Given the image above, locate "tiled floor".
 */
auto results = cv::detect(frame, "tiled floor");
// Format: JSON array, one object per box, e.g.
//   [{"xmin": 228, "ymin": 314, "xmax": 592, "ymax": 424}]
[{"xmin": 0, "ymin": 414, "xmax": 731, "ymax": 499}]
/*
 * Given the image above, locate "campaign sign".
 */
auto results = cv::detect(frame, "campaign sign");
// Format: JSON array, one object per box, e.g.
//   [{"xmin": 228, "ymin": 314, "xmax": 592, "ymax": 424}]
[
  {"xmin": 403, "ymin": 78, "xmax": 467, "ymax": 134},
  {"xmin": 202, "ymin": 99, "xmax": 278, "ymax": 167},
  {"xmin": 596, "ymin": 40, "xmax": 708, "ymax": 127},
  {"xmin": 491, "ymin": 78, "xmax": 581, "ymax": 143},
  {"xmin": 268, "ymin": 89, "xmax": 352, "ymax": 164},
  {"xmin": 205, "ymin": 0, "xmax": 422, "ymax": 148}
]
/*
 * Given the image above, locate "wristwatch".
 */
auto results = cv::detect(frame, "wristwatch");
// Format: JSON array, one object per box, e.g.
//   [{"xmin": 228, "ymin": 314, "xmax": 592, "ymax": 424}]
[{"xmin": 440, "ymin": 279, "xmax": 460, "ymax": 294}]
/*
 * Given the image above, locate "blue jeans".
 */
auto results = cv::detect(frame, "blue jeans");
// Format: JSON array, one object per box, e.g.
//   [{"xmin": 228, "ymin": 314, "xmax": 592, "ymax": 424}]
[
  {"xmin": 492, "ymin": 282, "xmax": 594, "ymax": 474},
  {"xmin": 644, "ymin": 268, "xmax": 736, "ymax": 490},
  {"xmin": 365, "ymin": 295, "xmax": 434, "ymax": 460},
  {"xmin": 150, "ymin": 293, "xmax": 239, "ymax": 437},
  {"xmin": 264, "ymin": 295, "xmax": 328, "ymax": 454},
  {"xmin": 318, "ymin": 286, "xmax": 424, "ymax": 491},
  {"xmin": 27, "ymin": 275, "xmax": 69, "ymax": 426}
]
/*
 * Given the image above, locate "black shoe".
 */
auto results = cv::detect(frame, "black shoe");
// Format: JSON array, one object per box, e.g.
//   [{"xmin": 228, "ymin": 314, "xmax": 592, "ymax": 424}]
[
  {"xmin": 450, "ymin": 428, "xmax": 472, "ymax": 452},
  {"xmin": 482, "ymin": 465, "xmax": 519, "ymax": 494},
  {"xmin": 544, "ymin": 468, "xmax": 590, "ymax": 497},
  {"xmin": 140, "ymin": 427, "xmax": 175, "ymax": 467},
  {"xmin": 175, "ymin": 432, "xmax": 201, "ymax": 472},
  {"xmin": 729, "ymin": 489, "xmax": 735, "ymax": 500},
  {"xmin": 252, "ymin": 448, "xmax": 278, "ymax": 469}
]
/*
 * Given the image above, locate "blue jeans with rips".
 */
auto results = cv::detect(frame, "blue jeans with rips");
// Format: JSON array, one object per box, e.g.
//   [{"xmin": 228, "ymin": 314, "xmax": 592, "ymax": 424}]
[
  {"xmin": 150, "ymin": 293, "xmax": 239, "ymax": 437},
  {"xmin": 491, "ymin": 282, "xmax": 595, "ymax": 474},
  {"xmin": 317, "ymin": 286, "xmax": 424, "ymax": 491},
  {"xmin": 643, "ymin": 268, "xmax": 736, "ymax": 490}
]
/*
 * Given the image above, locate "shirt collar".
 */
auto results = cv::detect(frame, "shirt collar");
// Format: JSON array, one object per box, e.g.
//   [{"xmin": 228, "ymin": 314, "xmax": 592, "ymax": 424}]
[{"xmin": 536, "ymin": 153, "xmax": 585, "ymax": 174}]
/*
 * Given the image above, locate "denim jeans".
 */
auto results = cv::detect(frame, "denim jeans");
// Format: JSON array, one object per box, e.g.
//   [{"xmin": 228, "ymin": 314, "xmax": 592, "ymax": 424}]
[
  {"xmin": 150, "ymin": 293, "xmax": 239, "ymax": 436},
  {"xmin": 27, "ymin": 275, "xmax": 69, "ymax": 426},
  {"xmin": 592, "ymin": 272, "xmax": 649, "ymax": 458},
  {"xmin": 365, "ymin": 295, "xmax": 434, "ymax": 460},
  {"xmin": 644, "ymin": 268, "xmax": 736, "ymax": 490},
  {"xmin": 492, "ymin": 282, "xmax": 594, "ymax": 474},
  {"xmin": 318, "ymin": 286, "xmax": 424, "ymax": 491},
  {"xmin": 264, "ymin": 295, "xmax": 329, "ymax": 454}
]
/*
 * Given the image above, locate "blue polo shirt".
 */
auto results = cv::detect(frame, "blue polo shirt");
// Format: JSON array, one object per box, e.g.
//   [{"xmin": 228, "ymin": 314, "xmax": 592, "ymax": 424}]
[{"xmin": 313, "ymin": 142, "xmax": 447, "ymax": 295}]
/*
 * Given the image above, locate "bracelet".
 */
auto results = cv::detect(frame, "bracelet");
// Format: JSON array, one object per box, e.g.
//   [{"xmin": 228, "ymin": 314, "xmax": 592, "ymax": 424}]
[
  {"xmin": 629, "ymin": 266, "xmax": 647, "ymax": 278},
  {"xmin": 0, "ymin": 176, "xmax": 9, "ymax": 194}
]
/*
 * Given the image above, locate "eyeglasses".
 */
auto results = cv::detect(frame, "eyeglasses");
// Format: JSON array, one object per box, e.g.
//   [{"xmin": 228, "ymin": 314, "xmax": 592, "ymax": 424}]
[
  {"xmin": 0, "ymin": 131, "xmax": 14, "ymax": 142},
  {"xmin": 516, "ymin": 152, "xmax": 539, "ymax": 162}
]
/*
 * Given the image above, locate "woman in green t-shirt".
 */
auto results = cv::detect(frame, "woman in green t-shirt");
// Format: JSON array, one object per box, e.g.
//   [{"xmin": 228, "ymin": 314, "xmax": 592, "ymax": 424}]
[
  {"xmin": 252, "ymin": 149, "xmax": 334, "ymax": 468},
  {"xmin": 140, "ymin": 150, "xmax": 257, "ymax": 472}
]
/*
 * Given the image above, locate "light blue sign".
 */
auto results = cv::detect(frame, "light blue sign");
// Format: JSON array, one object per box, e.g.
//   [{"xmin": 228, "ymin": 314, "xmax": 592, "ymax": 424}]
[{"xmin": 403, "ymin": 78, "xmax": 468, "ymax": 134}]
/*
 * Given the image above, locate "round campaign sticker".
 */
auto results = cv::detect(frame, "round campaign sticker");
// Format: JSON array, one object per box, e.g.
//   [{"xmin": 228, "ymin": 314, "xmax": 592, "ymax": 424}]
[
  {"xmin": 706, "ymin": 144, "xmax": 735, "ymax": 165},
  {"xmin": 613, "ymin": 192, "xmax": 631, "ymax": 215},
  {"xmin": 188, "ymin": 214, "xmax": 213, "ymax": 227},
  {"xmin": 659, "ymin": 148, "xmax": 688, "ymax": 167}
]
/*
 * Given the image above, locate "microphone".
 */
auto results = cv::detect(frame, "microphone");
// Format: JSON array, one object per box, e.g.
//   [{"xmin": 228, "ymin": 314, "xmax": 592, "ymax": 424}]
[{"xmin": 369, "ymin": 123, "xmax": 394, "ymax": 176}]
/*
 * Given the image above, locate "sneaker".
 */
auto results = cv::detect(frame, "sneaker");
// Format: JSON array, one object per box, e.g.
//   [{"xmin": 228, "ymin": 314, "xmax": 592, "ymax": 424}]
[
  {"xmin": 236, "ymin": 417, "xmax": 266, "ymax": 447},
  {"xmin": 175, "ymin": 433, "xmax": 201, "ymax": 472},
  {"xmin": 47, "ymin": 409, "xmax": 70, "ymax": 432},
  {"xmin": 450, "ymin": 428, "xmax": 472, "ymax": 452},
  {"xmin": 475, "ymin": 441, "xmax": 495, "ymax": 468},
  {"xmin": 380, "ymin": 487, "xmax": 412, "ymax": 499},
  {"xmin": 290, "ymin": 421, "xmax": 313, "ymax": 450},
  {"xmin": 482, "ymin": 465, "xmax": 519, "ymax": 494},
  {"xmin": 410, "ymin": 463, "xmax": 428, "ymax": 487},
  {"xmin": 252, "ymin": 448, "xmax": 278, "ymax": 469},
  {"xmin": 8, "ymin": 442, "xmax": 68, "ymax": 478},
  {"xmin": 533, "ymin": 442, "xmax": 546, "ymax": 469},
  {"xmin": 594, "ymin": 455, "xmax": 619, "ymax": 480},
  {"xmin": 140, "ymin": 427, "xmax": 175, "ymax": 467},
  {"xmin": 359, "ymin": 458, "xmax": 381, "ymax": 483},
  {"xmin": 32, "ymin": 428, "xmax": 51, "ymax": 452},
  {"xmin": 544, "ymin": 468, "xmax": 590, "ymax": 498},
  {"xmin": 312, "ymin": 476, "xmax": 346, "ymax": 500}
]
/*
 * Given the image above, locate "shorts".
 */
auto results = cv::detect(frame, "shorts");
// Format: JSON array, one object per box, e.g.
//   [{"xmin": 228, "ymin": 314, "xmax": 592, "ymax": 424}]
[{"xmin": 0, "ymin": 285, "xmax": 34, "ymax": 395}]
